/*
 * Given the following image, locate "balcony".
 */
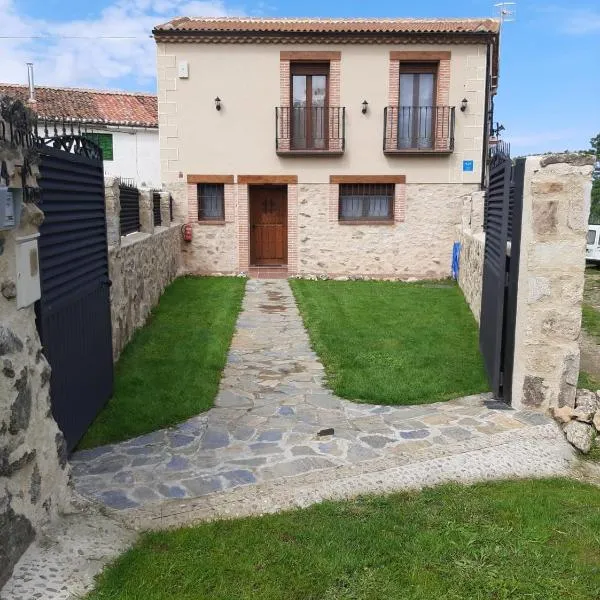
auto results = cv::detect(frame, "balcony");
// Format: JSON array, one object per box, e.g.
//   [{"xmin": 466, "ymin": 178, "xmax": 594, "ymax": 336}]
[
  {"xmin": 276, "ymin": 106, "xmax": 345, "ymax": 156},
  {"xmin": 383, "ymin": 106, "xmax": 455, "ymax": 154}
]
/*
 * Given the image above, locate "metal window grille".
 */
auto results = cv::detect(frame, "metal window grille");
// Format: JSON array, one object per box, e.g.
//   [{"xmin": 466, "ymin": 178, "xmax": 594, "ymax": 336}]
[
  {"xmin": 338, "ymin": 183, "xmax": 394, "ymax": 221},
  {"xmin": 152, "ymin": 191, "xmax": 162, "ymax": 227},
  {"xmin": 119, "ymin": 178, "xmax": 140, "ymax": 236},
  {"xmin": 198, "ymin": 184, "xmax": 224, "ymax": 220}
]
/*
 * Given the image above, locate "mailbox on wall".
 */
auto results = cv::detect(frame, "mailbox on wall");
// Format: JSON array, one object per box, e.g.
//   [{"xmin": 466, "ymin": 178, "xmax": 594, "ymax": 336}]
[{"xmin": 15, "ymin": 233, "xmax": 41, "ymax": 309}]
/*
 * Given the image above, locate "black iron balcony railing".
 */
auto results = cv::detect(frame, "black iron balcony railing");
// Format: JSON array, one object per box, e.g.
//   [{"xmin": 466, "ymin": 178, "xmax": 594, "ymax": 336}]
[
  {"xmin": 383, "ymin": 106, "xmax": 455, "ymax": 153},
  {"xmin": 276, "ymin": 106, "xmax": 345, "ymax": 154}
]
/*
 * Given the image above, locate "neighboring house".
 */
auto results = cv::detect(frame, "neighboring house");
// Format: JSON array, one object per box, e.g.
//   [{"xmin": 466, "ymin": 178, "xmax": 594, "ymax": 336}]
[
  {"xmin": 0, "ymin": 84, "xmax": 159, "ymax": 187},
  {"xmin": 154, "ymin": 17, "xmax": 500, "ymax": 278}
]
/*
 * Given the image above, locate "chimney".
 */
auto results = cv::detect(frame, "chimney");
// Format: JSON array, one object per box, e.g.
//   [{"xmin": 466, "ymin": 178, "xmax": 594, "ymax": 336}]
[{"xmin": 27, "ymin": 63, "xmax": 35, "ymax": 103}]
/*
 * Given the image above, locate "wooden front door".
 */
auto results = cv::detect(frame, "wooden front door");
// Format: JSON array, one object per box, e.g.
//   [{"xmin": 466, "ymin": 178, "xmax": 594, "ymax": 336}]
[{"xmin": 250, "ymin": 186, "xmax": 288, "ymax": 265}]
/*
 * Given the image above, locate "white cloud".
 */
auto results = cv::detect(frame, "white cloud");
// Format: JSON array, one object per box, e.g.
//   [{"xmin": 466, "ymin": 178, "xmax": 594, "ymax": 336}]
[
  {"xmin": 0, "ymin": 0, "xmax": 243, "ymax": 90},
  {"xmin": 539, "ymin": 5, "xmax": 600, "ymax": 35},
  {"xmin": 562, "ymin": 9, "xmax": 600, "ymax": 35}
]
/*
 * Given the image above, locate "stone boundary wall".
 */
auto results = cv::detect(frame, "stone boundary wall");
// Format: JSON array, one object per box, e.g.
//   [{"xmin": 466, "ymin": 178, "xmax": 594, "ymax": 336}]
[
  {"xmin": 0, "ymin": 130, "xmax": 70, "ymax": 588},
  {"xmin": 458, "ymin": 190, "xmax": 485, "ymax": 323},
  {"xmin": 105, "ymin": 179, "xmax": 182, "ymax": 361}
]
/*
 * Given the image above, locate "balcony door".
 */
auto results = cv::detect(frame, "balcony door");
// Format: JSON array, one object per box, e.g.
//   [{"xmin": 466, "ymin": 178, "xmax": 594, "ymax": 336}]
[
  {"xmin": 291, "ymin": 63, "xmax": 329, "ymax": 150},
  {"xmin": 399, "ymin": 64, "xmax": 436, "ymax": 149}
]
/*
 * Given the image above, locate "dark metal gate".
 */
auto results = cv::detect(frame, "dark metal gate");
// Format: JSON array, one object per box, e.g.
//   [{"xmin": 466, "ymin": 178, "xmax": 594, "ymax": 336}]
[
  {"xmin": 480, "ymin": 145, "xmax": 525, "ymax": 404},
  {"xmin": 35, "ymin": 135, "xmax": 113, "ymax": 451}
]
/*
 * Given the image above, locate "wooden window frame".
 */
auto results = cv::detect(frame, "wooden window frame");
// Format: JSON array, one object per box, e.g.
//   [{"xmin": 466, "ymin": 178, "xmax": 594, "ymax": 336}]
[
  {"xmin": 337, "ymin": 182, "xmax": 395, "ymax": 224},
  {"xmin": 85, "ymin": 132, "xmax": 113, "ymax": 161},
  {"xmin": 197, "ymin": 183, "xmax": 225, "ymax": 222},
  {"xmin": 290, "ymin": 61, "xmax": 330, "ymax": 151}
]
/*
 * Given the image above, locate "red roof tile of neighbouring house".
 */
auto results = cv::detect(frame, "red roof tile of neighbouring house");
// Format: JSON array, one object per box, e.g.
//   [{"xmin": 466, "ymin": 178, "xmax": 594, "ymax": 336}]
[
  {"xmin": 0, "ymin": 84, "xmax": 158, "ymax": 128},
  {"xmin": 153, "ymin": 16, "xmax": 500, "ymax": 35}
]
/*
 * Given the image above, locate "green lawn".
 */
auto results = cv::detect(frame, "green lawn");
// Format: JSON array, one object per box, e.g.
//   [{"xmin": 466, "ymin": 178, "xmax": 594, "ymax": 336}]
[
  {"xmin": 582, "ymin": 303, "xmax": 600, "ymax": 340},
  {"xmin": 78, "ymin": 276, "xmax": 245, "ymax": 448},
  {"xmin": 86, "ymin": 479, "xmax": 600, "ymax": 600},
  {"xmin": 290, "ymin": 279, "xmax": 488, "ymax": 405}
]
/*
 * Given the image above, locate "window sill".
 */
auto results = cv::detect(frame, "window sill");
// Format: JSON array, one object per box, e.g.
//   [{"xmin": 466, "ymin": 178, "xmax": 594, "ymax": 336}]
[
  {"xmin": 384, "ymin": 149, "xmax": 453, "ymax": 156},
  {"xmin": 277, "ymin": 150, "xmax": 344, "ymax": 157},
  {"xmin": 197, "ymin": 220, "xmax": 226, "ymax": 225},
  {"xmin": 338, "ymin": 220, "xmax": 396, "ymax": 226}
]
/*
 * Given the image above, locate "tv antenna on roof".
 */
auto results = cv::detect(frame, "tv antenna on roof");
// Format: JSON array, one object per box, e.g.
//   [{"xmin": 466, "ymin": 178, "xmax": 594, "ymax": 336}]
[{"xmin": 494, "ymin": 2, "xmax": 516, "ymax": 25}]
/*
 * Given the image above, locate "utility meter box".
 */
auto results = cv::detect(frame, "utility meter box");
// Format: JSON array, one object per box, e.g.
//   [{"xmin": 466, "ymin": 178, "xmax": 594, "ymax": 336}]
[
  {"xmin": 178, "ymin": 60, "xmax": 189, "ymax": 78},
  {"xmin": 0, "ymin": 186, "xmax": 22, "ymax": 230},
  {"xmin": 15, "ymin": 233, "xmax": 41, "ymax": 309}
]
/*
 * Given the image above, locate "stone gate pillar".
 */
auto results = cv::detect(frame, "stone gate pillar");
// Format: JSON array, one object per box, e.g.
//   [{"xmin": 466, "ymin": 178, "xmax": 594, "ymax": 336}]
[{"xmin": 511, "ymin": 154, "xmax": 594, "ymax": 410}]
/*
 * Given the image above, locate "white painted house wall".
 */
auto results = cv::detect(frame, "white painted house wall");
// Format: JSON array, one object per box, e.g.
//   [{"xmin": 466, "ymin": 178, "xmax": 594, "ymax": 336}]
[
  {"xmin": 36, "ymin": 125, "xmax": 160, "ymax": 188},
  {"xmin": 101, "ymin": 127, "xmax": 160, "ymax": 188}
]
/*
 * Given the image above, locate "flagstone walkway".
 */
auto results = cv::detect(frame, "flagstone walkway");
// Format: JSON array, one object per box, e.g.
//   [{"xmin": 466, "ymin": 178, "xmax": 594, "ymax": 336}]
[{"xmin": 70, "ymin": 279, "xmax": 572, "ymax": 514}]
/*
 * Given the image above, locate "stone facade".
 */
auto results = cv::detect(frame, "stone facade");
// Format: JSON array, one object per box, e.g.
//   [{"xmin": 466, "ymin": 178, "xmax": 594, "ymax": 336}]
[
  {"xmin": 0, "ymin": 132, "xmax": 70, "ymax": 588},
  {"xmin": 297, "ymin": 183, "xmax": 476, "ymax": 278},
  {"xmin": 512, "ymin": 155, "xmax": 594, "ymax": 411},
  {"xmin": 106, "ymin": 180, "xmax": 182, "ymax": 361},
  {"xmin": 173, "ymin": 181, "xmax": 477, "ymax": 279}
]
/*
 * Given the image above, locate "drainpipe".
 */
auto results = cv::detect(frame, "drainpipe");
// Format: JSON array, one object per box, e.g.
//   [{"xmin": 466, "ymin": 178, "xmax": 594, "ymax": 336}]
[
  {"xmin": 480, "ymin": 44, "xmax": 491, "ymax": 190},
  {"xmin": 27, "ymin": 63, "xmax": 35, "ymax": 103}
]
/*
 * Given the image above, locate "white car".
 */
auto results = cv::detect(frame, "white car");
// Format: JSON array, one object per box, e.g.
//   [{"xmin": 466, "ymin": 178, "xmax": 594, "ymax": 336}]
[{"xmin": 586, "ymin": 225, "xmax": 600, "ymax": 264}]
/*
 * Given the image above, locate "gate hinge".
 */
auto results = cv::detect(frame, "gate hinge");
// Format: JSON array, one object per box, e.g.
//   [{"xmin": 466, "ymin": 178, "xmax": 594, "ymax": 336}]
[{"xmin": 499, "ymin": 371, "xmax": 504, "ymax": 387}]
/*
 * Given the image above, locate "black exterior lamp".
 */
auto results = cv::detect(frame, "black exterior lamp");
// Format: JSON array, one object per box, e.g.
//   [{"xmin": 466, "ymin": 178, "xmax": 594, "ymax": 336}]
[
  {"xmin": 361, "ymin": 100, "xmax": 369, "ymax": 114},
  {"xmin": 215, "ymin": 97, "xmax": 222, "ymax": 111},
  {"xmin": 460, "ymin": 98, "xmax": 468, "ymax": 112}
]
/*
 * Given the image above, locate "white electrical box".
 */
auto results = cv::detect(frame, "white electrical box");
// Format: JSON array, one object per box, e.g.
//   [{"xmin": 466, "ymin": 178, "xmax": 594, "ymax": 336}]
[
  {"xmin": 0, "ymin": 186, "xmax": 19, "ymax": 230},
  {"xmin": 178, "ymin": 61, "xmax": 189, "ymax": 79},
  {"xmin": 15, "ymin": 233, "xmax": 41, "ymax": 309}
]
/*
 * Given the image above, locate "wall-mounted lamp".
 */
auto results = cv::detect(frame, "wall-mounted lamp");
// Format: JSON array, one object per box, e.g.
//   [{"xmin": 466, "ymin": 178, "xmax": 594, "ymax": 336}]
[
  {"xmin": 460, "ymin": 98, "xmax": 468, "ymax": 112},
  {"xmin": 214, "ymin": 97, "xmax": 222, "ymax": 111},
  {"xmin": 361, "ymin": 100, "xmax": 369, "ymax": 115}
]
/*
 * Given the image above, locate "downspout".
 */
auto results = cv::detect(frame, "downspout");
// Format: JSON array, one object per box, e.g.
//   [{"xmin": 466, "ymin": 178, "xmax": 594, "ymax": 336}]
[{"xmin": 480, "ymin": 43, "xmax": 492, "ymax": 190}]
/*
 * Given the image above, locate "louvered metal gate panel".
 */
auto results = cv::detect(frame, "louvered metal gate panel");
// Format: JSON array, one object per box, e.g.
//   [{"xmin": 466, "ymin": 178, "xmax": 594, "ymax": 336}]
[
  {"xmin": 119, "ymin": 181, "xmax": 140, "ymax": 236},
  {"xmin": 479, "ymin": 150, "xmax": 524, "ymax": 402},
  {"xmin": 480, "ymin": 154, "xmax": 511, "ymax": 396},
  {"xmin": 153, "ymin": 191, "xmax": 162, "ymax": 227},
  {"xmin": 36, "ymin": 143, "xmax": 113, "ymax": 451}
]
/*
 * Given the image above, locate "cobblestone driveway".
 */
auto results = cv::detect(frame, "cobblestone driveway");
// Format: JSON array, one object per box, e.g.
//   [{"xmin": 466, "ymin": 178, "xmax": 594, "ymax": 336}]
[{"xmin": 70, "ymin": 279, "xmax": 569, "ymax": 512}]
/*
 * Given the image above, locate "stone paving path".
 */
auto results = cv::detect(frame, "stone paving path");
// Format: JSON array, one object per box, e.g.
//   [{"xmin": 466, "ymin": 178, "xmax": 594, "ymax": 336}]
[{"xmin": 70, "ymin": 279, "xmax": 569, "ymax": 511}]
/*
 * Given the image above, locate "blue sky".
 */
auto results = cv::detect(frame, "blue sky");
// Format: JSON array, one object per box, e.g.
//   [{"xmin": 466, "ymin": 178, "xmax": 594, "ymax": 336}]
[{"xmin": 2, "ymin": 0, "xmax": 599, "ymax": 155}]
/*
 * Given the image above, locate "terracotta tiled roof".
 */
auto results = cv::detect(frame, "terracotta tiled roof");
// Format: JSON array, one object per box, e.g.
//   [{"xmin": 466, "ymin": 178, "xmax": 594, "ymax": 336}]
[
  {"xmin": 154, "ymin": 16, "xmax": 500, "ymax": 35},
  {"xmin": 0, "ymin": 85, "xmax": 158, "ymax": 128}
]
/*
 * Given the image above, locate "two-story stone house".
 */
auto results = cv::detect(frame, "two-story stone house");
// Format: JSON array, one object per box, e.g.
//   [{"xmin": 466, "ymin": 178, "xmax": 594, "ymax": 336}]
[{"xmin": 154, "ymin": 17, "xmax": 500, "ymax": 278}]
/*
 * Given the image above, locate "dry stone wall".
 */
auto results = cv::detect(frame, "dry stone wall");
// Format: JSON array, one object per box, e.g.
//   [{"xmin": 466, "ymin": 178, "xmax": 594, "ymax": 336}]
[
  {"xmin": 0, "ymin": 133, "xmax": 70, "ymax": 588},
  {"xmin": 106, "ymin": 179, "xmax": 182, "ymax": 361},
  {"xmin": 458, "ymin": 191, "xmax": 485, "ymax": 323}
]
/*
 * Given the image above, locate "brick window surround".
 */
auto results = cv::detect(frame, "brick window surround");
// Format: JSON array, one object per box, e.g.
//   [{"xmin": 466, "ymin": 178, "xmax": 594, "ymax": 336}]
[
  {"xmin": 279, "ymin": 51, "xmax": 341, "ymax": 153},
  {"xmin": 329, "ymin": 176, "xmax": 406, "ymax": 224},
  {"xmin": 186, "ymin": 174, "xmax": 234, "ymax": 225},
  {"xmin": 388, "ymin": 51, "xmax": 451, "ymax": 152}
]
